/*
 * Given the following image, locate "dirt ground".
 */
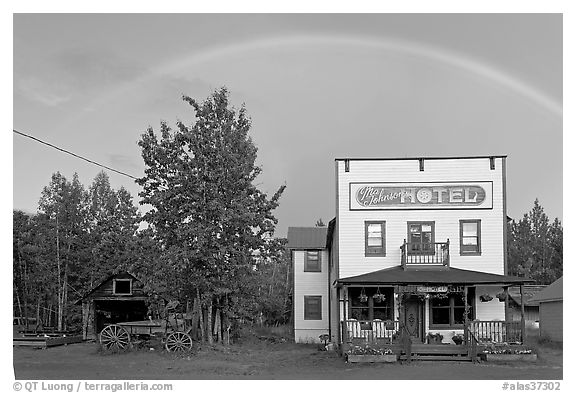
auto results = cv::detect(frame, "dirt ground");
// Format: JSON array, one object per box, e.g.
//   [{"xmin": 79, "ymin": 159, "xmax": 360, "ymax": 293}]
[{"xmin": 13, "ymin": 339, "xmax": 563, "ymax": 380}]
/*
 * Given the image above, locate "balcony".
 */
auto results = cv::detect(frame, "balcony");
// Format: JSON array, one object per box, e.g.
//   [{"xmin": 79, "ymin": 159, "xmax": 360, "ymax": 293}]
[{"xmin": 401, "ymin": 240, "xmax": 450, "ymax": 267}]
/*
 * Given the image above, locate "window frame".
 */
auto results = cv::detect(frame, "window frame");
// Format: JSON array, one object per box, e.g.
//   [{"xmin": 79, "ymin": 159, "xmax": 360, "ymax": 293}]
[
  {"xmin": 428, "ymin": 290, "xmax": 475, "ymax": 329},
  {"xmin": 112, "ymin": 279, "xmax": 132, "ymax": 295},
  {"xmin": 364, "ymin": 221, "xmax": 386, "ymax": 257},
  {"xmin": 460, "ymin": 219, "xmax": 482, "ymax": 256},
  {"xmin": 406, "ymin": 221, "xmax": 435, "ymax": 255},
  {"xmin": 348, "ymin": 287, "xmax": 394, "ymax": 321},
  {"xmin": 304, "ymin": 250, "xmax": 322, "ymax": 272},
  {"xmin": 304, "ymin": 296, "xmax": 322, "ymax": 320}
]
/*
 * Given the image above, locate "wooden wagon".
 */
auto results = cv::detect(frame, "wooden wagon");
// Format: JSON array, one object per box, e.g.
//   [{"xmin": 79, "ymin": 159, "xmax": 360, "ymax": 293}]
[{"xmin": 99, "ymin": 301, "xmax": 193, "ymax": 352}]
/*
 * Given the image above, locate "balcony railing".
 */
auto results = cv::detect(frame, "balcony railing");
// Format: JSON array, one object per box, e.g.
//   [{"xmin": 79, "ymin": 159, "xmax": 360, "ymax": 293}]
[{"xmin": 401, "ymin": 240, "xmax": 450, "ymax": 266}]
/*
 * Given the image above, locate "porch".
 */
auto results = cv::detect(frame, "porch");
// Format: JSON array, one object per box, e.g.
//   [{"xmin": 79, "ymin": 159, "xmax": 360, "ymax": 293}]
[
  {"xmin": 335, "ymin": 265, "xmax": 534, "ymax": 361},
  {"xmin": 341, "ymin": 319, "xmax": 524, "ymax": 361}
]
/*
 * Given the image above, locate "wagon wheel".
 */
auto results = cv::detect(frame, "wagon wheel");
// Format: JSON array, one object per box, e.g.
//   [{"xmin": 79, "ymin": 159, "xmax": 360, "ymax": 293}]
[
  {"xmin": 99, "ymin": 324, "xmax": 131, "ymax": 351},
  {"xmin": 165, "ymin": 331, "xmax": 193, "ymax": 352}
]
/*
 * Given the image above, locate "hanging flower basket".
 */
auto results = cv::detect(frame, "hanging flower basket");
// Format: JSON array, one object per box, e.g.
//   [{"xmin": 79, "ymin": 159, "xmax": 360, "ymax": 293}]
[
  {"xmin": 479, "ymin": 294, "xmax": 494, "ymax": 302},
  {"xmin": 496, "ymin": 292, "xmax": 507, "ymax": 302},
  {"xmin": 359, "ymin": 287, "xmax": 368, "ymax": 303},
  {"xmin": 373, "ymin": 288, "xmax": 386, "ymax": 303}
]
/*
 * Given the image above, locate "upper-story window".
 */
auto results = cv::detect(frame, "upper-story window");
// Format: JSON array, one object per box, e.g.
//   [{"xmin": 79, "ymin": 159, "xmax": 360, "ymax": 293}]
[
  {"xmin": 407, "ymin": 222, "xmax": 435, "ymax": 254},
  {"xmin": 304, "ymin": 250, "xmax": 321, "ymax": 272},
  {"xmin": 365, "ymin": 221, "xmax": 386, "ymax": 256},
  {"xmin": 460, "ymin": 220, "xmax": 481, "ymax": 255},
  {"xmin": 113, "ymin": 279, "xmax": 132, "ymax": 295}
]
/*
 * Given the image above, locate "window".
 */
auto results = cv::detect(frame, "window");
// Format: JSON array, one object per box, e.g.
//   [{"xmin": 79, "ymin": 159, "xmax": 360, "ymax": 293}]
[
  {"xmin": 407, "ymin": 222, "xmax": 435, "ymax": 254},
  {"xmin": 113, "ymin": 279, "xmax": 132, "ymax": 295},
  {"xmin": 429, "ymin": 290, "xmax": 475, "ymax": 328},
  {"xmin": 304, "ymin": 296, "xmax": 322, "ymax": 320},
  {"xmin": 365, "ymin": 221, "xmax": 386, "ymax": 256},
  {"xmin": 348, "ymin": 287, "xmax": 394, "ymax": 320},
  {"xmin": 460, "ymin": 220, "xmax": 481, "ymax": 255},
  {"xmin": 304, "ymin": 250, "xmax": 321, "ymax": 272}
]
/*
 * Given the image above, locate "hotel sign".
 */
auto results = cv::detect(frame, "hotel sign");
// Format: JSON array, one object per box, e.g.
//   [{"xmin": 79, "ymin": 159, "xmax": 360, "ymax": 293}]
[
  {"xmin": 350, "ymin": 182, "xmax": 493, "ymax": 210},
  {"xmin": 417, "ymin": 286, "xmax": 448, "ymax": 293}
]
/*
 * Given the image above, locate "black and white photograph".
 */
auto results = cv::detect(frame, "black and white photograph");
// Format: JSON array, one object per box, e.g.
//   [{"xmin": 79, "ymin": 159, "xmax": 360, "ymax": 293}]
[{"xmin": 10, "ymin": 7, "xmax": 565, "ymax": 386}]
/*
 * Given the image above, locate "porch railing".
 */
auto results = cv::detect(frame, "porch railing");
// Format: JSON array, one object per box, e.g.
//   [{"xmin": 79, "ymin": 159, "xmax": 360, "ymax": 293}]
[
  {"xmin": 341, "ymin": 319, "xmax": 400, "ymax": 343},
  {"xmin": 401, "ymin": 240, "xmax": 450, "ymax": 266},
  {"xmin": 466, "ymin": 320, "xmax": 523, "ymax": 344}
]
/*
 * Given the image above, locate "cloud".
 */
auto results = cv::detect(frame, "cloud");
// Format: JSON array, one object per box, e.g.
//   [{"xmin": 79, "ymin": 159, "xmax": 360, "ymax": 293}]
[
  {"xmin": 14, "ymin": 48, "xmax": 147, "ymax": 108},
  {"xmin": 108, "ymin": 154, "xmax": 141, "ymax": 171}
]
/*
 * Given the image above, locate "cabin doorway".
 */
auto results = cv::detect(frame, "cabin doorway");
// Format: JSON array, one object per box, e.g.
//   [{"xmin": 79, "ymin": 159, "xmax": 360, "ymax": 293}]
[
  {"xmin": 94, "ymin": 300, "xmax": 148, "ymax": 334},
  {"xmin": 403, "ymin": 296, "xmax": 424, "ymax": 342}
]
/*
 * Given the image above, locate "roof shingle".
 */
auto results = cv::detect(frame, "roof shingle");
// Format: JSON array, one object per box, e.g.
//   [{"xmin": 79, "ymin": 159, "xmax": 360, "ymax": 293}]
[{"xmin": 287, "ymin": 227, "xmax": 328, "ymax": 249}]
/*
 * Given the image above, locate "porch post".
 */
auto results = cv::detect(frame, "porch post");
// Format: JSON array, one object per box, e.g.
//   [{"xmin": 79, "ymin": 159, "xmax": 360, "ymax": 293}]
[
  {"xmin": 520, "ymin": 284, "xmax": 526, "ymax": 344},
  {"xmin": 504, "ymin": 286, "xmax": 509, "ymax": 322},
  {"xmin": 463, "ymin": 286, "xmax": 469, "ymax": 326}
]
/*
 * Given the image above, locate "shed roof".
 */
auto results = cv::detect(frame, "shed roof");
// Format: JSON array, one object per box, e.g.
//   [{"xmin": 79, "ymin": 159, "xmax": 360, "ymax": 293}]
[
  {"xmin": 287, "ymin": 227, "xmax": 328, "ymax": 249},
  {"xmin": 337, "ymin": 266, "xmax": 533, "ymax": 286},
  {"xmin": 507, "ymin": 285, "xmax": 547, "ymax": 307},
  {"xmin": 530, "ymin": 277, "xmax": 563, "ymax": 303}
]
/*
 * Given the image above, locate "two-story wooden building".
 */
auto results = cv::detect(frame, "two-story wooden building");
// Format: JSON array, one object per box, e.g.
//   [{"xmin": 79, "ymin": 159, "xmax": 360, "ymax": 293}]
[{"xmin": 289, "ymin": 156, "xmax": 533, "ymax": 358}]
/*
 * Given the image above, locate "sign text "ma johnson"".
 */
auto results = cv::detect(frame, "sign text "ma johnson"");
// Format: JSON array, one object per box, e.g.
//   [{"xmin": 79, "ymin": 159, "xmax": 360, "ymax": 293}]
[{"xmin": 354, "ymin": 184, "xmax": 488, "ymax": 209}]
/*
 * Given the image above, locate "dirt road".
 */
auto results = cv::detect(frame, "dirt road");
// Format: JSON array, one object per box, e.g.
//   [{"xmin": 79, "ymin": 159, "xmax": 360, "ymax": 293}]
[{"xmin": 13, "ymin": 341, "xmax": 562, "ymax": 380}]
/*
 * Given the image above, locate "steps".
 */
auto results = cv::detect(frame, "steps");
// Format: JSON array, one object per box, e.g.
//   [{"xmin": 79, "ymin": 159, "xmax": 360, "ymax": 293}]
[{"xmin": 400, "ymin": 344, "xmax": 473, "ymax": 361}]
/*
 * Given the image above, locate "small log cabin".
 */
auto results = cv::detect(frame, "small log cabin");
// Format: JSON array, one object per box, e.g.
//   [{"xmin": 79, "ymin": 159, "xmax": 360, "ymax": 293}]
[
  {"xmin": 76, "ymin": 272, "xmax": 149, "ymax": 340},
  {"xmin": 288, "ymin": 156, "xmax": 534, "ymax": 359}
]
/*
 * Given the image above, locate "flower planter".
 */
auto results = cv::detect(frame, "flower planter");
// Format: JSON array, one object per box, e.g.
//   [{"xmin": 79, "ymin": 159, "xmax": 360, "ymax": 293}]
[
  {"xmin": 481, "ymin": 353, "xmax": 538, "ymax": 362},
  {"xmin": 347, "ymin": 354, "xmax": 398, "ymax": 363}
]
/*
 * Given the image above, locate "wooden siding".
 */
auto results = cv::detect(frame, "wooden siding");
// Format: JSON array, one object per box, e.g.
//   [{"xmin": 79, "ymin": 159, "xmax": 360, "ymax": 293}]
[
  {"xmin": 293, "ymin": 249, "xmax": 329, "ymax": 343},
  {"xmin": 329, "ymin": 223, "xmax": 340, "ymax": 344},
  {"xmin": 336, "ymin": 158, "xmax": 505, "ymax": 279},
  {"xmin": 539, "ymin": 301, "xmax": 563, "ymax": 342},
  {"xmin": 474, "ymin": 285, "xmax": 506, "ymax": 321}
]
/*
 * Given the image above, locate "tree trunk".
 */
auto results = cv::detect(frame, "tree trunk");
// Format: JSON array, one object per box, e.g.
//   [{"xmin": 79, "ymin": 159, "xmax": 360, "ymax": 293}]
[
  {"xmin": 207, "ymin": 302, "xmax": 213, "ymax": 344},
  {"xmin": 56, "ymin": 217, "xmax": 63, "ymax": 331},
  {"xmin": 196, "ymin": 289, "xmax": 205, "ymax": 342}
]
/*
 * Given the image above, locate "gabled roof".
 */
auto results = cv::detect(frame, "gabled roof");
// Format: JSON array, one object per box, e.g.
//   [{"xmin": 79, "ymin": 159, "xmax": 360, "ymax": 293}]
[
  {"xmin": 74, "ymin": 271, "xmax": 143, "ymax": 305},
  {"xmin": 530, "ymin": 277, "xmax": 563, "ymax": 303},
  {"xmin": 287, "ymin": 226, "xmax": 328, "ymax": 249},
  {"xmin": 337, "ymin": 266, "xmax": 534, "ymax": 286}
]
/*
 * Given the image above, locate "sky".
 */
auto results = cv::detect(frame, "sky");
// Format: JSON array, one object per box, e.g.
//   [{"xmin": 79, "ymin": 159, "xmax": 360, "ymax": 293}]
[{"xmin": 12, "ymin": 13, "xmax": 563, "ymax": 237}]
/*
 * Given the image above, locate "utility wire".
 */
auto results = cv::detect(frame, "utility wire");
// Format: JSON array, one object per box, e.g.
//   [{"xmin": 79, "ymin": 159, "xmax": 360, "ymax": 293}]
[{"xmin": 13, "ymin": 129, "xmax": 139, "ymax": 180}]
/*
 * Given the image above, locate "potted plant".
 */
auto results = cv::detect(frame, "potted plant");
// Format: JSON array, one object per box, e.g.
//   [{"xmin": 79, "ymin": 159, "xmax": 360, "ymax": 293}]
[
  {"xmin": 452, "ymin": 334, "xmax": 464, "ymax": 345},
  {"xmin": 427, "ymin": 332, "xmax": 444, "ymax": 344}
]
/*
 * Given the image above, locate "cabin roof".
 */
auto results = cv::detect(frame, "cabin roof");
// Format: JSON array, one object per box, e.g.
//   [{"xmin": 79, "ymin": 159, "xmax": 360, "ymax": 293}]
[
  {"xmin": 530, "ymin": 277, "xmax": 563, "ymax": 303},
  {"xmin": 74, "ymin": 271, "xmax": 142, "ymax": 304},
  {"xmin": 287, "ymin": 226, "xmax": 328, "ymax": 249},
  {"xmin": 336, "ymin": 266, "xmax": 534, "ymax": 286}
]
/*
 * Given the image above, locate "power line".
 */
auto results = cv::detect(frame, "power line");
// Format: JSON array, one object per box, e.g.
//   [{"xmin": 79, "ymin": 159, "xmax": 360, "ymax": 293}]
[{"xmin": 13, "ymin": 129, "xmax": 139, "ymax": 180}]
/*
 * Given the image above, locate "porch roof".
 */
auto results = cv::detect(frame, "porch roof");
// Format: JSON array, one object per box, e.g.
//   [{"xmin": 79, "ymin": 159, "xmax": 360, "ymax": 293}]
[{"xmin": 336, "ymin": 266, "xmax": 533, "ymax": 286}]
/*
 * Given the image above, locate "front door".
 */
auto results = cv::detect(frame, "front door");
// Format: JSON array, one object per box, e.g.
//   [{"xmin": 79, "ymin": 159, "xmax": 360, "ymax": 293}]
[{"xmin": 404, "ymin": 297, "xmax": 423, "ymax": 342}]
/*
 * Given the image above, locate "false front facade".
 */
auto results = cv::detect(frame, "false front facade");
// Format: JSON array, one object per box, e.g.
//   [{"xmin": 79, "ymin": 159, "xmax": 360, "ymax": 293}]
[{"xmin": 290, "ymin": 156, "xmax": 532, "ymax": 358}]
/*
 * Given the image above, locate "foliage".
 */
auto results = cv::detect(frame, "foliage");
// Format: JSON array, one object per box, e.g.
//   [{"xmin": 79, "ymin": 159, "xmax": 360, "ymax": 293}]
[
  {"xmin": 13, "ymin": 171, "xmax": 141, "ymax": 331},
  {"xmin": 135, "ymin": 88, "xmax": 286, "ymax": 341},
  {"xmin": 507, "ymin": 199, "xmax": 562, "ymax": 284},
  {"xmin": 347, "ymin": 343, "xmax": 394, "ymax": 355}
]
